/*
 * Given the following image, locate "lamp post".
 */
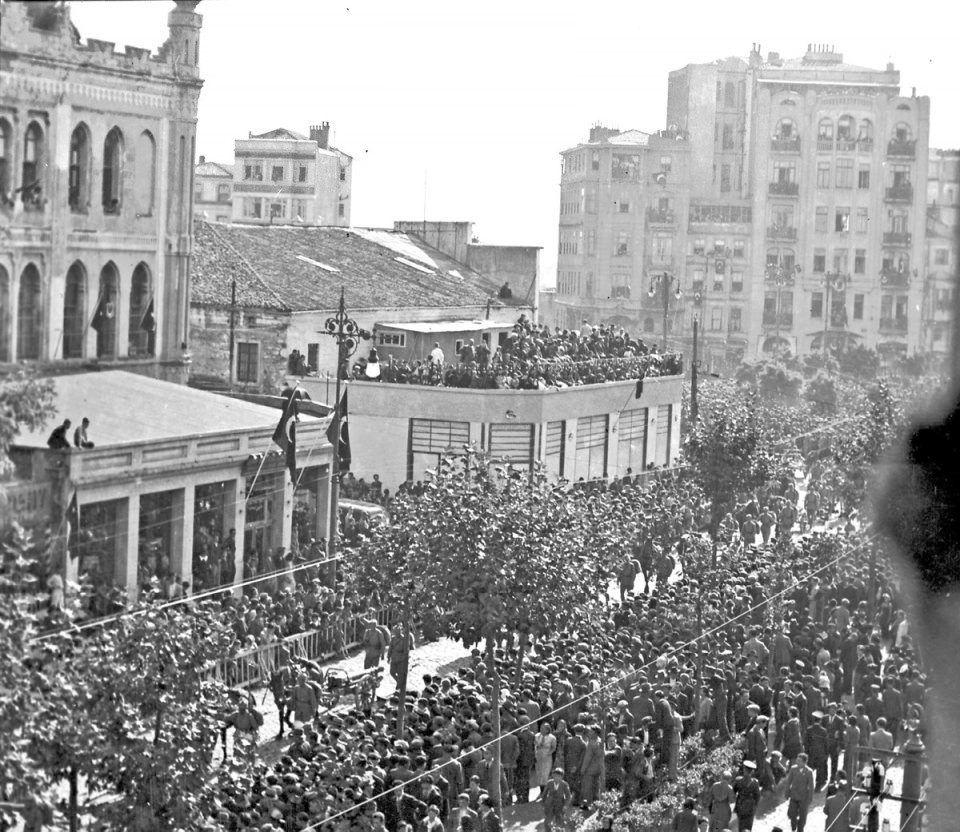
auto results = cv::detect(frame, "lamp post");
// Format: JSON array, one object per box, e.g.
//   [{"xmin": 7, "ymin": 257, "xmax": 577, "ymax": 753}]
[
  {"xmin": 765, "ymin": 261, "xmax": 797, "ymax": 357},
  {"xmin": 820, "ymin": 270, "xmax": 849, "ymax": 358},
  {"xmin": 647, "ymin": 271, "xmax": 682, "ymax": 351},
  {"xmin": 322, "ymin": 288, "xmax": 369, "ymax": 557}
]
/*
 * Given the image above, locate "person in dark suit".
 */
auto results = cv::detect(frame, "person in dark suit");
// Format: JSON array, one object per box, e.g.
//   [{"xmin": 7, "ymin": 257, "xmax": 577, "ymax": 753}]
[{"xmin": 47, "ymin": 419, "xmax": 71, "ymax": 449}]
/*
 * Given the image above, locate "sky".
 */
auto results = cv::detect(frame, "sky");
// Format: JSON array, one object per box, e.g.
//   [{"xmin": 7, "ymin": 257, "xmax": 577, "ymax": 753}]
[{"xmin": 69, "ymin": 0, "xmax": 960, "ymax": 288}]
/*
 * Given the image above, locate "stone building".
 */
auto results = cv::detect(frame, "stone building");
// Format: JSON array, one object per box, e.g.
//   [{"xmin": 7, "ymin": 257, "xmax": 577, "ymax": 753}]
[
  {"xmin": 230, "ymin": 124, "xmax": 351, "ymax": 226},
  {"xmin": 924, "ymin": 148, "xmax": 960, "ymax": 367},
  {"xmin": 0, "ymin": 0, "xmax": 203, "ymax": 382},
  {"xmin": 193, "ymin": 155, "xmax": 233, "ymax": 223},
  {"xmin": 556, "ymin": 45, "xmax": 933, "ymax": 368}
]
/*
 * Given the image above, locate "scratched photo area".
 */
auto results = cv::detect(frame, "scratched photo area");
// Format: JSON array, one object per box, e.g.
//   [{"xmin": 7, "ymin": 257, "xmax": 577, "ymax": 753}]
[{"xmin": 1, "ymin": 2, "xmax": 959, "ymax": 831}]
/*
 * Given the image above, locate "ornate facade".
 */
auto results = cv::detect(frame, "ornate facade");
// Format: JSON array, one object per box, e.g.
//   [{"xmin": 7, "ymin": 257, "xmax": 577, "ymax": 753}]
[{"xmin": 0, "ymin": 0, "xmax": 203, "ymax": 382}]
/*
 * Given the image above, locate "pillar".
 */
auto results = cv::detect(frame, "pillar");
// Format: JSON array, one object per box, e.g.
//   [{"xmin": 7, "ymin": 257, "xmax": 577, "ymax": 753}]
[
  {"xmin": 118, "ymin": 493, "xmax": 139, "ymax": 602},
  {"xmin": 900, "ymin": 734, "xmax": 925, "ymax": 832},
  {"xmin": 280, "ymin": 470, "xmax": 294, "ymax": 556},
  {"xmin": 175, "ymin": 483, "xmax": 195, "ymax": 591},
  {"xmin": 230, "ymin": 476, "xmax": 245, "ymax": 593},
  {"xmin": 315, "ymin": 464, "xmax": 330, "ymax": 545},
  {"xmin": 645, "ymin": 408, "xmax": 658, "ymax": 474}
]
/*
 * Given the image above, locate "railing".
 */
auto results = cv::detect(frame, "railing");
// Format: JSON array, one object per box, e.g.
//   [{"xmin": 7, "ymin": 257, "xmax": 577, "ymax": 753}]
[
  {"xmin": 206, "ymin": 607, "xmax": 395, "ymax": 690},
  {"xmin": 768, "ymin": 181, "xmax": 799, "ymax": 196},
  {"xmin": 646, "ymin": 208, "xmax": 675, "ymax": 224},
  {"xmin": 883, "ymin": 231, "xmax": 912, "ymax": 246},
  {"xmin": 817, "ymin": 139, "xmax": 834, "ymax": 152},
  {"xmin": 879, "ymin": 317, "xmax": 908, "ymax": 334},
  {"xmin": 836, "ymin": 139, "xmax": 857, "ymax": 152},
  {"xmin": 766, "ymin": 225, "xmax": 798, "ymax": 240},
  {"xmin": 885, "ymin": 185, "xmax": 913, "ymax": 202},
  {"xmin": 770, "ymin": 137, "xmax": 801, "ymax": 153},
  {"xmin": 858, "ymin": 138, "xmax": 873, "ymax": 153},
  {"xmin": 762, "ymin": 312, "xmax": 794, "ymax": 327},
  {"xmin": 888, "ymin": 139, "xmax": 916, "ymax": 158},
  {"xmin": 880, "ymin": 269, "xmax": 910, "ymax": 288}
]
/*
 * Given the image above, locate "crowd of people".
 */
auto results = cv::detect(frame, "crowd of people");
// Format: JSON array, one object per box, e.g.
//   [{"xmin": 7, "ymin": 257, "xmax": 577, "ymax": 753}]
[
  {"xmin": 204, "ymin": 464, "xmax": 927, "ymax": 832},
  {"xmin": 352, "ymin": 316, "xmax": 683, "ymax": 391}
]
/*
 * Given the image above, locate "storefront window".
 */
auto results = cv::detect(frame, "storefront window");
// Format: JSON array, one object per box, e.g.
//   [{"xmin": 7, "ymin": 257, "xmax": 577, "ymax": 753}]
[
  {"xmin": 193, "ymin": 481, "xmax": 236, "ymax": 593},
  {"xmin": 71, "ymin": 498, "xmax": 125, "ymax": 615},
  {"xmin": 139, "ymin": 489, "xmax": 177, "ymax": 593}
]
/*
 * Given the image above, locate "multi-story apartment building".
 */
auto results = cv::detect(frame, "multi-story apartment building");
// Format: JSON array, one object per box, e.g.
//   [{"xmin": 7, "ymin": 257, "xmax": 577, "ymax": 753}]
[
  {"xmin": 557, "ymin": 45, "xmax": 933, "ymax": 368},
  {"xmin": 924, "ymin": 149, "xmax": 960, "ymax": 366},
  {"xmin": 555, "ymin": 126, "xmax": 694, "ymax": 346},
  {"xmin": 0, "ymin": 0, "xmax": 202, "ymax": 381},
  {"xmin": 231, "ymin": 123, "xmax": 352, "ymax": 226},
  {"xmin": 193, "ymin": 155, "xmax": 233, "ymax": 223}
]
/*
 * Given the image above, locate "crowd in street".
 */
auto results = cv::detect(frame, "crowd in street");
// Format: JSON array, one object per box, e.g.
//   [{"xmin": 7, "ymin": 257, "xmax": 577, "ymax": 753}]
[
  {"xmin": 353, "ymin": 317, "xmax": 682, "ymax": 390},
  {"xmin": 206, "ymin": 466, "xmax": 927, "ymax": 832}
]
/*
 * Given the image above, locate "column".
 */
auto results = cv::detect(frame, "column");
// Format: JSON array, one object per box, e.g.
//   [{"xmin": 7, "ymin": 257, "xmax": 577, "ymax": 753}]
[
  {"xmin": 230, "ymin": 476, "xmax": 245, "ymax": 593},
  {"xmin": 315, "ymin": 464, "xmax": 330, "ymax": 545},
  {"xmin": 669, "ymin": 403, "xmax": 681, "ymax": 465},
  {"xmin": 645, "ymin": 408, "xmax": 658, "ymax": 473},
  {"xmin": 117, "ymin": 493, "xmax": 139, "ymax": 602},
  {"xmin": 177, "ymin": 483, "xmax": 195, "ymax": 591},
  {"xmin": 280, "ymin": 470, "xmax": 294, "ymax": 556}
]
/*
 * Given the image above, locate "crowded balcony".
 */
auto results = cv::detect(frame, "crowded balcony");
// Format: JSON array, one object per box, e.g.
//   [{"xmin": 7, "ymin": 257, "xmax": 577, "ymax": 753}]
[{"xmin": 880, "ymin": 268, "xmax": 910, "ymax": 288}]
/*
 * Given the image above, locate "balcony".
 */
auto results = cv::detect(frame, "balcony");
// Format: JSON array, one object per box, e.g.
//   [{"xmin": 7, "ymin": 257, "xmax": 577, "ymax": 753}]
[
  {"xmin": 837, "ymin": 140, "xmax": 857, "ymax": 153},
  {"xmin": 887, "ymin": 139, "xmax": 917, "ymax": 159},
  {"xmin": 858, "ymin": 138, "xmax": 874, "ymax": 153},
  {"xmin": 828, "ymin": 312, "xmax": 849, "ymax": 329},
  {"xmin": 770, "ymin": 137, "xmax": 801, "ymax": 153},
  {"xmin": 882, "ymin": 231, "xmax": 912, "ymax": 247},
  {"xmin": 817, "ymin": 139, "xmax": 834, "ymax": 152},
  {"xmin": 880, "ymin": 268, "xmax": 910, "ymax": 288},
  {"xmin": 766, "ymin": 225, "xmax": 798, "ymax": 241},
  {"xmin": 768, "ymin": 181, "xmax": 799, "ymax": 197},
  {"xmin": 884, "ymin": 185, "xmax": 913, "ymax": 202},
  {"xmin": 646, "ymin": 208, "xmax": 675, "ymax": 225},
  {"xmin": 762, "ymin": 312, "xmax": 794, "ymax": 328},
  {"xmin": 879, "ymin": 317, "xmax": 908, "ymax": 335}
]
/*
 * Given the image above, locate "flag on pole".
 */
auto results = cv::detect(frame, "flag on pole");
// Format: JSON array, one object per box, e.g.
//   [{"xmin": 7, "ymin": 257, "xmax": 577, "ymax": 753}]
[
  {"xmin": 325, "ymin": 390, "xmax": 352, "ymax": 470},
  {"xmin": 65, "ymin": 488, "xmax": 80, "ymax": 559},
  {"xmin": 139, "ymin": 296, "xmax": 156, "ymax": 333},
  {"xmin": 272, "ymin": 386, "xmax": 299, "ymax": 482}
]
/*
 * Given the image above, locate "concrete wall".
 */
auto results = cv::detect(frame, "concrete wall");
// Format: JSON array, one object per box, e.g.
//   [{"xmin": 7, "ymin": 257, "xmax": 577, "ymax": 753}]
[
  {"xmin": 465, "ymin": 244, "xmax": 542, "ymax": 308},
  {"xmin": 393, "ymin": 220, "xmax": 474, "ymax": 263},
  {"xmin": 312, "ymin": 375, "xmax": 683, "ymax": 493}
]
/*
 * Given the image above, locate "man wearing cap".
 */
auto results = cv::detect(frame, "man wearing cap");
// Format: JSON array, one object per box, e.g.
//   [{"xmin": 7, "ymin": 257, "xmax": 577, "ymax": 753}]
[
  {"xmin": 580, "ymin": 726, "xmax": 603, "ymax": 808},
  {"xmin": 540, "ymin": 767, "xmax": 571, "ymax": 832},
  {"xmin": 784, "ymin": 751, "xmax": 815, "ymax": 832},
  {"xmin": 805, "ymin": 712, "xmax": 829, "ymax": 791},
  {"xmin": 733, "ymin": 761, "xmax": 761, "ymax": 831},
  {"xmin": 563, "ymin": 724, "xmax": 585, "ymax": 806}
]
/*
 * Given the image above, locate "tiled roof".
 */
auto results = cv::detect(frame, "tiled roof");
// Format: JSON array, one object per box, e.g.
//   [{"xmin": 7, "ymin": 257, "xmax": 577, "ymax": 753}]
[
  {"xmin": 249, "ymin": 128, "xmax": 311, "ymax": 141},
  {"xmin": 191, "ymin": 221, "xmax": 515, "ymax": 312},
  {"xmin": 774, "ymin": 57, "xmax": 885, "ymax": 73},
  {"xmin": 608, "ymin": 130, "xmax": 651, "ymax": 145},
  {"xmin": 195, "ymin": 160, "xmax": 234, "ymax": 178},
  {"xmin": 190, "ymin": 222, "xmax": 291, "ymax": 311}
]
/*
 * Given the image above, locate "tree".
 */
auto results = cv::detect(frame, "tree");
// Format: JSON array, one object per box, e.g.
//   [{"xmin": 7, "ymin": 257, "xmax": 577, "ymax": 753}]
[
  {"xmin": 0, "ymin": 372, "xmax": 54, "ymax": 477},
  {"xmin": 683, "ymin": 392, "xmax": 786, "ymax": 545},
  {"xmin": 350, "ymin": 451, "xmax": 621, "ymax": 812},
  {"xmin": 804, "ymin": 372, "xmax": 838, "ymax": 415}
]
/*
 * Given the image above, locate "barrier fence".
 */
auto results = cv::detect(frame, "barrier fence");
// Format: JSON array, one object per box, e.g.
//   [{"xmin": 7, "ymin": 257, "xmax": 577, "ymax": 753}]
[{"xmin": 207, "ymin": 606, "xmax": 395, "ymax": 690}]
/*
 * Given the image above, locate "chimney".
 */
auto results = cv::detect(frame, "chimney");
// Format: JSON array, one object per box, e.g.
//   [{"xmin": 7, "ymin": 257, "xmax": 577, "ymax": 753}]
[
  {"xmin": 198, "ymin": 154, "xmax": 205, "ymax": 164},
  {"xmin": 309, "ymin": 122, "xmax": 331, "ymax": 150}
]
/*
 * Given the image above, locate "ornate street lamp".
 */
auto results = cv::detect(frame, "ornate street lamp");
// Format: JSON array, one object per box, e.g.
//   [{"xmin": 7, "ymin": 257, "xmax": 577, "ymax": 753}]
[
  {"xmin": 765, "ymin": 261, "xmax": 798, "ymax": 356},
  {"xmin": 322, "ymin": 288, "xmax": 370, "ymax": 554},
  {"xmin": 647, "ymin": 271, "xmax": 683, "ymax": 350}
]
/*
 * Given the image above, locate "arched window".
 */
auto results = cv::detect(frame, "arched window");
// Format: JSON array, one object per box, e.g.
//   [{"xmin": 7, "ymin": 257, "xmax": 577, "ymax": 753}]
[
  {"xmin": 0, "ymin": 119, "xmax": 10, "ymax": 201},
  {"xmin": 63, "ymin": 261, "xmax": 86, "ymax": 359},
  {"xmin": 102, "ymin": 128, "xmax": 124, "ymax": 214},
  {"xmin": 817, "ymin": 118, "xmax": 834, "ymax": 140},
  {"xmin": 837, "ymin": 115, "xmax": 855, "ymax": 140},
  {"xmin": 776, "ymin": 118, "xmax": 796, "ymax": 140},
  {"xmin": 22, "ymin": 122, "xmax": 44, "ymax": 207},
  {"xmin": 724, "ymin": 81, "xmax": 736, "ymax": 108},
  {"xmin": 69, "ymin": 123, "xmax": 91, "ymax": 212},
  {"xmin": 0, "ymin": 266, "xmax": 9, "ymax": 362},
  {"xmin": 893, "ymin": 122, "xmax": 912, "ymax": 142},
  {"xmin": 17, "ymin": 264, "xmax": 42, "ymax": 360},
  {"xmin": 94, "ymin": 262, "xmax": 119, "ymax": 358},
  {"xmin": 128, "ymin": 262, "xmax": 154, "ymax": 357},
  {"xmin": 858, "ymin": 119, "xmax": 874, "ymax": 141},
  {"xmin": 134, "ymin": 131, "xmax": 156, "ymax": 216}
]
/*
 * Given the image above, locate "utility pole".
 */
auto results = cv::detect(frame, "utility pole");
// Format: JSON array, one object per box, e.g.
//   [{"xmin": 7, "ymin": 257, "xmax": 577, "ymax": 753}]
[
  {"xmin": 691, "ymin": 317, "xmax": 699, "ymax": 424},
  {"xmin": 322, "ymin": 288, "xmax": 369, "ymax": 557},
  {"xmin": 648, "ymin": 271, "xmax": 682, "ymax": 351},
  {"xmin": 228, "ymin": 279, "xmax": 236, "ymax": 384}
]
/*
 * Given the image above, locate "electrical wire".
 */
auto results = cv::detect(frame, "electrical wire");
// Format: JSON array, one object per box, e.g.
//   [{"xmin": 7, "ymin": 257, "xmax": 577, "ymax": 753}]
[{"xmin": 291, "ymin": 531, "xmax": 880, "ymax": 832}]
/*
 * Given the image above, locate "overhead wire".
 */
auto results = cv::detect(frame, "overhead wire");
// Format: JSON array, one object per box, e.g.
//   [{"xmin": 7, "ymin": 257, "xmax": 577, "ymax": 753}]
[{"xmin": 292, "ymin": 531, "xmax": 880, "ymax": 832}]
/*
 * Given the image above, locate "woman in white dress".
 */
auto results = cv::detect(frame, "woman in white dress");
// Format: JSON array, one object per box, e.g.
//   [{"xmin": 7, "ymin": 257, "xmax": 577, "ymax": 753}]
[{"xmin": 534, "ymin": 722, "xmax": 557, "ymax": 788}]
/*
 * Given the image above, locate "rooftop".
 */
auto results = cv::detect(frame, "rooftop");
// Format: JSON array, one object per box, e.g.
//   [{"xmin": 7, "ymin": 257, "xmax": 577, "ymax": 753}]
[
  {"xmin": 378, "ymin": 320, "xmax": 515, "ymax": 334},
  {"xmin": 195, "ymin": 160, "xmax": 234, "ymax": 178},
  {"xmin": 191, "ymin": 221, "xmax": 523, "ymax": 313},
  {"xmin": 11, "ymin": 371, "xmax": 321, "ymax": 449},
  {"xmin": 248, "ymin": 127, "xmax": 311, "ymax": 141}
]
